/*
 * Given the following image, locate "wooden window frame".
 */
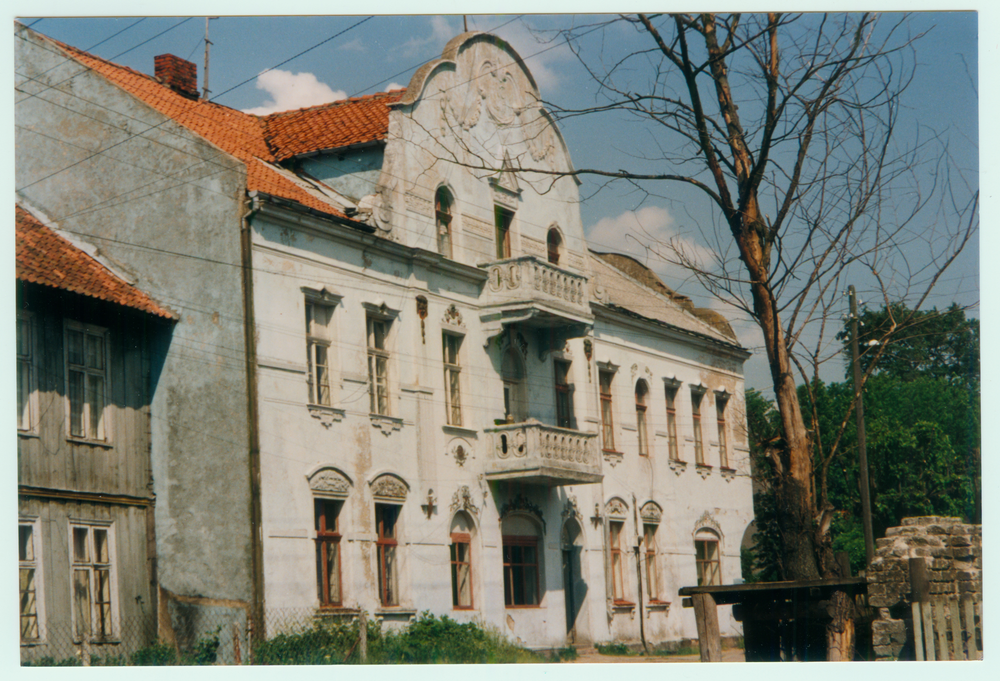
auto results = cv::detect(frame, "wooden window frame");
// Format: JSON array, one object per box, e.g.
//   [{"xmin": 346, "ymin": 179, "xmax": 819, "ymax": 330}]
[
  {"xmin": 643, "ymin": 524, "xmax": 662, "ymax": 603},
  {"xmin": 436, "ymin": 187, "xmax": 454, "ymax": 258},
  {"xmin": 546, "ymin": 228, "xmax": 562, "ymax": 265},
  {"xmin": 443, "ymin": 333, "xmax": 463, "ymax": 427},
  {"xmin": 450, "ymin": 532, "xmax": 474, "ymax": 610},
  {"xmin": 716, "ymin": 395, "xmax": 730, "ymax": 469},
  {"xmin": 64, "ymin": 321, "xmax": 110, "ymax": 442},
  {"xmin": 315, "ymin": 499, "xmax": 343, "ymax": 608},
  {"xmin": 696, "ymin": 537, "xmax": 722, "ymax": 586},
  {"xmin": 69, "ymin": 522, "xmax": 117, "ymax": 642},
  {"xmin": 691, "ymin": 389, "xmax": 705, "ymax": 465},
  {"xmin": 665, "ymin": 385, "xmax": 680, "ymax": 461},
  {"xmin": 17, "ymin": 312, "xmax": 37, "ymax": 434},
  {"xmin": 502, "ymin": 349, "xmax": 527, "ymax": 423},
  {"xmin": 635, "ymin": 381, "xmax": 649, "ymax": 457},
  {"xmin": 367, "ymin": 316, "xmax": 391, "ymax": 416},
  {"xmin": 609, "ymin": 520, "xmax": 630, "ymax": 604},
  {"xmin": 375, "ymin": 504, "xmax": 400, "ymax": 607},
  {"xmin": 599, "ymin": 370, "xmax": 616, "ymax": 452},
  {"xmin": 554, "ymin": 360, "xmax": 573, "ymax": 428},
  {"xmin": 306, "ymin": 300, "xmax": 335, "ymax": 407},
  {"xmin": 19, "ymin": 520, "xmax": 43, "ymax": 643},
  {"xmin": 494, "ymin": 206, "xmax": 513, "ymax": 259},
  {"xmin": 502, "ymin": 534, "xmax": 540, "ymax": 608}
]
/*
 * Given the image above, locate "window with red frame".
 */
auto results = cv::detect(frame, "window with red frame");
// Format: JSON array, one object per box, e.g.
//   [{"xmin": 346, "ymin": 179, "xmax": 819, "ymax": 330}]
[
  {"xmin": 450, "ymin": 533, "xmax": 473, "ymax": 609},
  {"xmin": 665, "ymin": 384, "xmax": 679, "ymax": 460},
  {"xmin": 635, "ymin": 380, "xmax": 649, "ymax": 456},
  {"xmin": 599, "ymin": 370, "xmax": 616, "ymax": 452},
  {"xmin": 643, "ymin": 523, "xmax": 660, "ymax": 601},
  {"xmin": 692, "ymin": 389, "xmax": 705, "ymax": 464},
  {"xmin": 315, "ymin": 499, "xmax": 342, "ymax": 607},
  {"xmin": 716, "ymin": 395, "xmax": 729, "ymax": 468},
  {"xmin": 376, "ymin": 504, "xmax": 400, "ymax": 606},
  {"xmin": 610, "ymin": 520, "xmax": 628, "ymax": 602},
  {"xmin": 555, "ymin": 360, "xmax": 573, "ymax": 428}
]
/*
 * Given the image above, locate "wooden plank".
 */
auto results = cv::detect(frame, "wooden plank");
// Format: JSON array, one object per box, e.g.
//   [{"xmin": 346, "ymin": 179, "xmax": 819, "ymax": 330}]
[
  {"xmin": 933, "ymin": 599, "xmax": 949, "ymax": 661},
  {"xmin": 963, "ymin": 597, "xmax": 980, "ymax": 660},
  {"xmin": 921, "ymin": 597, "xmax": 936, "ymax": 661},
  {"xmin": 692, "ymin": 592, "xmax": 722, "ymax": 662},
  {"xmin": 678, "ymin": 576, "xmax": 865, "ymax": 597},
  {"xmin": 911, "ymin": 601, "xmax": 925, "ymax": 661},
  {"xmin": 949, "ymin": 598, "xmax": 965, "ymax": 660}
]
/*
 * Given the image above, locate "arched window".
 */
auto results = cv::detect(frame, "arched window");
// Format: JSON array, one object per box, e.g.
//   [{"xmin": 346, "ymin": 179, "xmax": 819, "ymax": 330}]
[
  {"xmin": 635, "ymin": 380, "xmax": 649, "ymax": 457},
  {"xmin": 450, "ymin": 512, "xmax": 475, "ymax": 609},
  {"xmin": 695, "ymin": 528, "xmax": 722, "ymax": 586},
  {"xmin": 501, "ymin": 349, "xmax": 527, "ymax": 423},
  {"xmin": 435, "ymin": 187, "xmax": 453, "ymax": 258},
  {"xmin": 501, "ymin": 515, "xmax": 541, "ymax": 607},
  {"xmin": 547, "ymin": 228, "xmax": 562, "ymax": 265}
]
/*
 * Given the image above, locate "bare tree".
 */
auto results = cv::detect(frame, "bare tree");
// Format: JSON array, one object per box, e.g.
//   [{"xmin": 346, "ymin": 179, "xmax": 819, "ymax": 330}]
[{"xmin": 419, "ymin": 13, "xmax": 978, "ymax": 657}]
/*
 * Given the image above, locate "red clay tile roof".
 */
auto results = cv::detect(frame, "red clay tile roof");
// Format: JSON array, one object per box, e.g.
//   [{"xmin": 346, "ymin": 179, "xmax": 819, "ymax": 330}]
[
  {"xmin": 263, "ymin": 91, "xmax": 402, "ymax": 161},
  {"xmin": 44, "ymin": 31, "xmax": 398, "ymax": 219},
  {"xmin": 16, "ymin": 205, "xmax": 176, "ymax": 319}
]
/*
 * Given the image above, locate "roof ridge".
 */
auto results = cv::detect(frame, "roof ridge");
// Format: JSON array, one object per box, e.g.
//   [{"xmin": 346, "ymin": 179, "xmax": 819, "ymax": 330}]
[{"xmin": 261, "ymin": 89, "xmax": 405, "ymax": 119}]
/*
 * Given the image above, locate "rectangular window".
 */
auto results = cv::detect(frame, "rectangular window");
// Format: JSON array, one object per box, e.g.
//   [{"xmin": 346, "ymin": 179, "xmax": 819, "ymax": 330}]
[
  {"xmin": 554, "ymin": 360, "xmax": 573, "ymax": 428},
  {"xmin": 376, "ymin": 504, "xmax": 400, "ymax": 606},
  {"xmin": 636, "ymin": 385, "xmax": 649, "ymax": 457},
  {"xmin": 306, "ymin": 301, "xmax": 334, "ymax": 406},
  {"xmin": 599, "ymin": 370, "xmax": 616, "ymax": 452},
  {"xmin": 65, "ymin": 323, "xmax": 109, "ymax": 441},
  {"xmin": 609, "ymin": 520, "xmax": 627, "ymax": 602},
  {"xmin": 717, "ymin": 396, "xmax": 729, "ymax": 468},
  {"xmin": 665, "ymin": 386, "xmax": 680, "ymax": 461},
  {"xmin": 644, "ymin": 524, "xmax": 660, "ymax": 601},
  {"xmin": 19, "ymin": 522, "xmax": 40, "ymax": 643},
  {"xmin": 367, "ymin": 317, "xmax": 390, "ymax": 416},
  {"xmin": 17, "ymin": 313, "xmax": 35, "ymax": 432},
  {"xmin": 450, "ymin": 533, "xmax": 473, "ymax": 609},
  {"xmin": 70, "ymin": 524, "xmax": 115, "ymax": 641},
  {"xmin": 692, "ymin": 389, "xmax": 704, "ymax": 465},
  {"xmin": 696, "ymin": 539, "xmax": 722, "ymax": 586},
  {"xmin": 315, "ymin": 499, "xmax": 342, "ymax": 607},
  {"xmin": 443, "ymin": 333, "xmax": 463, "ymax": 426},
  {"xmin": 494, "ymin": 206, "xmax": 513, "ymax": 259},
  {"xmin": 502, "ymin": 536, "xmax": 539, "ymax": 607}
]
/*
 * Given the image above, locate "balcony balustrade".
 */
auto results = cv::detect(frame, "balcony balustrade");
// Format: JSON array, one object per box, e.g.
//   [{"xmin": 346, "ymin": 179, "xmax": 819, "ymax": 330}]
[{"xmin": 483, "ymin": 419, "xmax": 602, "ymax": 486}]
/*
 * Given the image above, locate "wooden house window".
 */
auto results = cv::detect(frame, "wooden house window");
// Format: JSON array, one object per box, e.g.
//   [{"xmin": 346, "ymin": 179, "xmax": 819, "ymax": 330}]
[
  {"xmin": 716, "ymin": 395, "xmax": 729, "ymax": 468},
  {"xmin": 665, "ymin": 385, "xmax": 680, "ymax": 461},
  {"xmin": 691, "ymin": 389, "xmax": 705, "ymax": 465},
  {"xmin": 554, "ymin": 360, "xmax": 573, "ymax": 428},
  {"xmin": 19, "ymin": 522, "xmax": 41, "ymax": 642},
  {"xmin": 502, "ymin": 516, "xmax": 540, "ymax": 607},
  {"xmin": 502, "ymin": 349, "xmax": 527, "ymax": 423},
  {"xmin": 306, "ymin": 301, "xmax": 334, "ymax": 406},
  {"xmin": 70, "ymin": 524, "xmax": 115, "ymax": 641},
  {"xmin": 65, "ymin": 322, "xmax": 109, "ymax": 441},
  {"xmin": 443, "ymin": 333, "xmax": 463, "ymax": 426},
  {"xmin": 643, "ymin": 524, "xmax": 660, "ymax": 602},
  {"xmin": 609, "ymin": 520, "xmax": 628, "ymax": 603},
  {"xmin": 375, "ymin": 504, "xmax": 400, "ymax": 606},
  {"xmin": 635, "ymin": 380, "xmax": 649, "ymax": 457},
  {"xmin": 696, "ymin": 531, "xmax": 722, "ymax": 586},
  {"xmin": 315, "ymin": 499, "xmax": 343, "ymax": 607},
  {"xmin": 17, "ymin": 313, "xmax": 36, "ymax": 433},
  {"xmin": 367, "ymin": 316, "xmax": 391, "ymax": 416}
]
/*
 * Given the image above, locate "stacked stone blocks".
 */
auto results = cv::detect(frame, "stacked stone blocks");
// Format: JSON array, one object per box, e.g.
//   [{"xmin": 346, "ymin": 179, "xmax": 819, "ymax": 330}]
[{"xmin": 866, "ymin": 516, "xmax": 982, "ymax": 660}]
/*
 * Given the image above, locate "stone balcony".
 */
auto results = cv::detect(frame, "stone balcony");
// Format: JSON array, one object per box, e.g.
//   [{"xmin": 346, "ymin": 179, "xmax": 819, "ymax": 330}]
[
  {"xmin": 482, "ymin": 419, "xmax": 602, "ymax": 486},
  {"xmin": 479, "ymin": 256, "xmax": 593, "ymax": 339}
]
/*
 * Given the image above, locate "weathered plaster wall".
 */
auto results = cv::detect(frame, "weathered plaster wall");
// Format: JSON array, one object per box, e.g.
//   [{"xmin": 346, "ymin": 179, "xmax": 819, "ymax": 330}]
[{"xmin": 16, "ymin": 25, "xmax": 254, "ymax": 605}]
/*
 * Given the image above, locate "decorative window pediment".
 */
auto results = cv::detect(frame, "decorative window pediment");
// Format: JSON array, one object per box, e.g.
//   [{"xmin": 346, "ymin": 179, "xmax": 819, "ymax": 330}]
[
  {"xmin": 308, "ymin": 467, "xmax": 353, "ymax": 498},
  {"xmin": 605, "ymin": 497, "xmax": 628, "ymax": 520},
  {"xmin": 640, "ymin": 501, "xmax": 663, "ymax": 524},
  {"xmin": 370, "ymin": 473, "xmax": 409, "ymax": 502}
]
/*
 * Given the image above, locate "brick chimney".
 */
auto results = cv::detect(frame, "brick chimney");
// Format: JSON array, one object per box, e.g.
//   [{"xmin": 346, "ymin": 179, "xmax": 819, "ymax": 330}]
[{"xmin": 154, "ymin": 54, "xmax": 198, "ymax": 98}]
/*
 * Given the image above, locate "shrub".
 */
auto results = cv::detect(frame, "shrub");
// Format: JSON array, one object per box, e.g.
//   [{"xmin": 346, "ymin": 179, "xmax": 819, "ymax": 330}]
[{"xmin": 595, "ymin": 641, "xmax": 631, "ymax": 656}]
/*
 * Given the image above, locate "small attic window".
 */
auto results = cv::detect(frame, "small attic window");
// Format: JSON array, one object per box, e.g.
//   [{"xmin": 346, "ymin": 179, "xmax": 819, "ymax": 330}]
[
  {"xmin": 546, "ymin": 228, "xmax": 562, "ymax": 265},
  {"xmin": 436, "ymin": 187, "xmax": 454, "ymax": 258}
]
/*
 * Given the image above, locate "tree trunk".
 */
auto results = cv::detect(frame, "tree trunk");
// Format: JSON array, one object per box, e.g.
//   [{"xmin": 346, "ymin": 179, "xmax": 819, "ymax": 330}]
[{"xmin": 826, "ymin": 590, "xmax": 856, "ymax": 661}]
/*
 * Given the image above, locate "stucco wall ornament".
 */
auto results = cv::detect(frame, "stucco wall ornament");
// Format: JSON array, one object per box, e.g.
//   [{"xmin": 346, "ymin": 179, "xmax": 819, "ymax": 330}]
[
  {"xmin": 308, "ymin": 468, "xmax": 352, "ymax": 497},
  {"xmin": 478, "ymin": 60, "xmax": 524, "ymax": 126},
  {"xmin": 523, "ymin": 108, "xmax": 557, "ymax": 163},
  {"xmin": 640, "ymin": 501, "xmax": 663, "ymax": 524},
  {"xmin": 694, "ymin": 511, "xmax": 724, "ymax": 541},
  {"xmin": 308, "ymin": 405, "xmax": 345, "ymax": 428},
  {"xmin": 561, "ymin": 495, "xmax": 582, "ymax": 524},
  {"xmin": 487, "ymin": 263, "xmax": 522, "ymax": 292},
  {"xmin": 605, "ymin": 497, "xmax": 628, "ymax": 519},
  {"xmin": 499, "ymin": 493, "xmax": 545, "ymax": 530},
  {"xmin": 450, "ymin": 485, "xmax": 480, "ymax": 517},
  {"xmin": 442, "ymin": 304, "xmax": 465, "ymax": 327},
  {"xmin": 370, "ymin": 474, "xmax": 409, "ymax": 501},
  {"xmin": 449, "ymin": 439, "xmax": 472, "ymax": 466}
]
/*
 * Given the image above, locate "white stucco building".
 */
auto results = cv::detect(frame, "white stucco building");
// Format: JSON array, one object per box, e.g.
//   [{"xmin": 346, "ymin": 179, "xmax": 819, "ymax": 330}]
[{"xmin": 17, "ymin": 24, "xmax": 753, "ymax": 654}]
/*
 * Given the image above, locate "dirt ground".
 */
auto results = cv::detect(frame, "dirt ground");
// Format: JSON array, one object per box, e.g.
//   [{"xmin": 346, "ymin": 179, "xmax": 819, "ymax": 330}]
[{"xmin": 568, "ymin": 647, "xmax": 745, "ymax": 663}]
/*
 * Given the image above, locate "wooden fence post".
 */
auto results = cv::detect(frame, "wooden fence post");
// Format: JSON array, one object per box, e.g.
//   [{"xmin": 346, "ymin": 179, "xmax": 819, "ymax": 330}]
[{"xmin": 692, "ymin": 592, "xmax": 722, "ymax": 662}]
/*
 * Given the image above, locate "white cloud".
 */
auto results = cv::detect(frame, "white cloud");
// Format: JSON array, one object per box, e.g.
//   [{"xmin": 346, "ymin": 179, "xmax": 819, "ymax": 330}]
[
  {"xmin": 492, "ymin": 20, "xmax": 573, "ymax": 94},
  {"xmin": 398, "ymin": 16, "xmax": 459, "ymax": 59},
  {"xmin": 588, "ymin": 206, "xmax": 715, "ymax": 267},
  {"xmin": 338, "ymin": 37, "xmax": 366, "ymax": 52},
  {"xmin": 385, "ymin": 82, "xmax": 406, "ymax": 92},
  {"xmin": 242, "ymin": 69, "xmax": 346, "ymax": 116}
]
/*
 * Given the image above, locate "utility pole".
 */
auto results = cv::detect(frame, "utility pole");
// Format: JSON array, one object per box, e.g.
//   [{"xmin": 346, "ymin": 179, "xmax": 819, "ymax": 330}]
[
  {"xmin": 203, "ymin": 17, "xmax": 215, "ymax": 100},
  {"xmin": 848, "ymin": 285, "xmax": 875, "ymax": 568}
]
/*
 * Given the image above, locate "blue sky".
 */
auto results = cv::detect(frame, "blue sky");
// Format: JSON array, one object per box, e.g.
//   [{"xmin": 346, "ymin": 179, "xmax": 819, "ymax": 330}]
[{"xmin": 15, "ymin": 10, "xmax": 981, "ymax": 397}]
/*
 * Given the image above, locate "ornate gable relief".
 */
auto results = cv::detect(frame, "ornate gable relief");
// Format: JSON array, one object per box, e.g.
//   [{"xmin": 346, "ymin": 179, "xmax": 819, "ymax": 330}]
[
  {"xmin": 370, "ymin": 473, "xmax": 409, "ymax": 501},
  {"xmin": 605, "ymin": 497, "xmax": 628, "ymax": 520},
  {"xmin": 308, "ymin": 467, "xmax": 353, "ymax": 498},
  {"xmin": 640, "ymin": 501, "xmax": 663, "ymax": 524},
  {"xmin": 693, "ymin": 511, "xmax": 724, "ymax": 541},
  {"xmin": 450, "ymin": 485, "xmax": 480, "ymax": 517}
]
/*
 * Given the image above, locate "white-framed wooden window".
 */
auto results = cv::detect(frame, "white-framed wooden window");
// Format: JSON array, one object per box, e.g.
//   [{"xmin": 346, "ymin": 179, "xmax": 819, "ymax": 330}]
[
  {"xmin": 716, "ymin": 394, "xmax": 730, "ymax": 468},
  {"xmin": 19, "ymin": 519, "xmax": 45, "ymax": 643},
  {"xmin": 367, "ymin": 316, "xmax": 391, "ymax": 416},
  {"xmin": 17, "ymin": 312, "xmax": 37, "ymax": 433},
  {"xmin": 64, "ymin": 322, "xmax": 110, "ymax": 441},
  {"xmin": 70, "ymin": 522, "xmax": 118, "ymax": 641},
  {"xmin": 443, "ymin": 332, "xmax": 463, "ymax": 426},
  {"xmin": 306, "ymin": 300, "xmax": 335, "ymax": 406}
]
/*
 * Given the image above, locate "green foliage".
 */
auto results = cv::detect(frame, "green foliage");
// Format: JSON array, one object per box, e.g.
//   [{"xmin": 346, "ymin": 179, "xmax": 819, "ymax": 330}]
[
  {"xmin": 130, "ymin": 641, "xmax": 177, "ymax": 666},
  {"xmin": 594, "ymin": 641, "xmax": 631, "ymax": 656},
  {"xmin": 548, "ymin": 647, "xmax": 578, "ymax": 661},
  {"xmin": 186, "ymin": 626, "xmax": 221, "ymax": 665},
  {"xmin": 741, "ymin": 389, "xmax": 785, "ymax": 582},
  {"xmin": 23, "ymin": 656, "xmax": 81, "ymax": 666}
]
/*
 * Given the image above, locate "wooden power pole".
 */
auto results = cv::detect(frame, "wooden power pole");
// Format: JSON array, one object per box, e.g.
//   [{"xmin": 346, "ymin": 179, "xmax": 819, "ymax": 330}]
[{"xmin": 848, "ymin": 285, "xmax": 875, "ymax": 567}]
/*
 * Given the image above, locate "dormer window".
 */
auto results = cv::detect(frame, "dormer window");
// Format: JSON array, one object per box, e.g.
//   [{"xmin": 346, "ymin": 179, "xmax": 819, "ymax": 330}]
[
  {"xmin": 546, "ymin": 228, "xmax": 562, "ymax": 265},
  {"xmin": 436, "ymin": 187, "xmax": 454, "ymax": 258}
]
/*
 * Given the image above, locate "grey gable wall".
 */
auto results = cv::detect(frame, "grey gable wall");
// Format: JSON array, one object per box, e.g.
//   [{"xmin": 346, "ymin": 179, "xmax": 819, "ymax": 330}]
[{"xmin": 15, "ymin": 26, "xmax": 255, "ymax": 606}]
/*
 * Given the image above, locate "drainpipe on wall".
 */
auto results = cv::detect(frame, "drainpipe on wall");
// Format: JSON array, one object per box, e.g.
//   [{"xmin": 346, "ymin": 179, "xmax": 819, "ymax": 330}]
[
  {"xmin": 632, "ymin": 493, "xmax": 648, "ymax": 653},
  {"xmin": 241, "ymin": 196, "xmax": 265, "ymax": 646}
]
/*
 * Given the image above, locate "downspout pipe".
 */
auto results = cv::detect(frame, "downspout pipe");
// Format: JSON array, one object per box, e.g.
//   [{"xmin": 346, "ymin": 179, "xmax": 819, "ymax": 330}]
[
  {"xmin": 241, "ymin": 196, "xmax": 265, "ymax": 646},
  {"xmin": 632, "ymin": 493, "xmax": 648, "ymax": 653}
]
